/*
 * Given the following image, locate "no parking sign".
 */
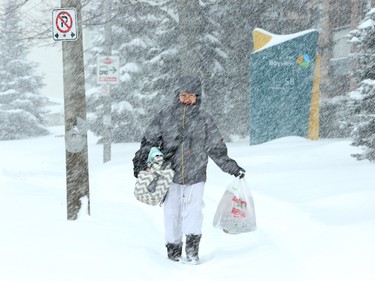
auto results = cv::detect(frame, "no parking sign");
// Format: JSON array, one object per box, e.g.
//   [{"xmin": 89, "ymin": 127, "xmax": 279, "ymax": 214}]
[{"xmin": 52, "ymin": 8, "xmax": 77, "ymax": 41}]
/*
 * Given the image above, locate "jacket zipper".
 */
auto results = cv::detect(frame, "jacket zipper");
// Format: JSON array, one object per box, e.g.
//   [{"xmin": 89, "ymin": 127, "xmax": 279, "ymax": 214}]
[{"xmin": 181, "ymin": 105, "xmax": 187, "ymax": 185}]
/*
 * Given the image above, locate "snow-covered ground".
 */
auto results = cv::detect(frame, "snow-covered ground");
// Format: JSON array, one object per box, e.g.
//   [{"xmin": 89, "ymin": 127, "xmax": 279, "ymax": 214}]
[{"xmin": 1, "ymin": 126, "xmax": 374, "ymax": 281}]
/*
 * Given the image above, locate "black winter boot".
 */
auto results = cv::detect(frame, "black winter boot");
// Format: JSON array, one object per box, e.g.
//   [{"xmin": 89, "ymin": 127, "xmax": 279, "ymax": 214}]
[
  {"xmin": 166, "ymin": 242, "xmax": 183, "ymax": 262},
  {"xmin": 185, "ymin": 234, "xmax": 202, "ymax": 264}
]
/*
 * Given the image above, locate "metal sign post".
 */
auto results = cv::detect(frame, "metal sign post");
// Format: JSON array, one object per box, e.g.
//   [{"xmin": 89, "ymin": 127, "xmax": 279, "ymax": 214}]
[
  {"xmin": 57, "ymin": 0, "xmax": 90, "ymax": 220},
  {"xmin": 97, "ymin": 56, "xmax": 119, "ymax": 163}
]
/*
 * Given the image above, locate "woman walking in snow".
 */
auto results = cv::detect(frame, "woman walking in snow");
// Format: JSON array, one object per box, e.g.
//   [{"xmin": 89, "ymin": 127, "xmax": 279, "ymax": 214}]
[{"xmin": 133, "ymin": 75, "xmax": 245, "ymax": 263}]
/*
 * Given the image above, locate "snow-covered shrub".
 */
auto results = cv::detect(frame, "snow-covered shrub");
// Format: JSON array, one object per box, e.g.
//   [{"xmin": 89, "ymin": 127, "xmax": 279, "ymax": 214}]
[
  {"xmin": 348, "ymin": 80, "xmax": 375, "ymax": 161},
  {"xmin": 0, "ymin": 109, "xmax": 48, "ymax": 140}
]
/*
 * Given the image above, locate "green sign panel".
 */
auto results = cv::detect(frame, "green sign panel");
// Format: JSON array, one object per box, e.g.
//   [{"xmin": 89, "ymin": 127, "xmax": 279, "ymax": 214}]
[{"xmin": 249, "ymin": 29, "xmax": 319, "ymax": 145}]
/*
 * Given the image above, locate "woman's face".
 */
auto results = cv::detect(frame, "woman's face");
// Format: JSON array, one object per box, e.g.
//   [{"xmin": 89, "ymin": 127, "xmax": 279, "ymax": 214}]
[{"xmin": 179, "ymin": 92, "xmax": 197, "ymax": 105}]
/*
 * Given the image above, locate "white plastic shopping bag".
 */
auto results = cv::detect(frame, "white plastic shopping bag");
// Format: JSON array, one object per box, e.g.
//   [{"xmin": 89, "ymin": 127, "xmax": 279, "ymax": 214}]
[{"xmin": 213, "ymin": 177, "xmax": 256, "ymax": 234}]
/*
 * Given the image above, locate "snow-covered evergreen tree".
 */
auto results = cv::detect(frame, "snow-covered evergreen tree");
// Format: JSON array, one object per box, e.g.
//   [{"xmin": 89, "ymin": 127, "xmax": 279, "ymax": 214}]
[
  {"xmin": 349, "ymin": 8, "xmax": 375, "ymax": 82},
  {"xmin": 207, "ymin": 1, "xmax": 259, "ymax": 139},
  {"xmin": 199, "ymin": 12, "xmax": 229, "ymax": 138},
  {"xmin": 85, "ymin": 0, "xmax": 179, "ymax": 142},
  {"xmin": 0, "ymin": 0, "xmax": 48, "ymax": 140},
  {"xmin": 347, "ymin": 8, "xmax": 375, "ymax": 161}
]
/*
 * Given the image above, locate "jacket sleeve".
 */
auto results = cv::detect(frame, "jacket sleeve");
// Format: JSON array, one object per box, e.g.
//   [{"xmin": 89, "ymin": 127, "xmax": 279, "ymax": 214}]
[
  {"xmin": 205, "ymin": 114, "xmax": 241, "ymax": 176},
  {"xmin": 132, "ymin": 112, "xmax": 162, "ymax": 177}
]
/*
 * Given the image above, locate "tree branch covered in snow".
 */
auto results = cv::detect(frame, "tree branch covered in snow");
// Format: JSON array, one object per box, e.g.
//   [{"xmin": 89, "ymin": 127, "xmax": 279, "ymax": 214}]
[{"xmin": 0, "ymin": 0, "xmax": 48, "ymax": 140}]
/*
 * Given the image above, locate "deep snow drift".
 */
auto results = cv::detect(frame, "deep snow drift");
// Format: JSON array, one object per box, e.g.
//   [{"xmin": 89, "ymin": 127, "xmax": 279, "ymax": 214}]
[{"xmin": 0, "ymin": 126, "xmax": 374, "ymax": 281}]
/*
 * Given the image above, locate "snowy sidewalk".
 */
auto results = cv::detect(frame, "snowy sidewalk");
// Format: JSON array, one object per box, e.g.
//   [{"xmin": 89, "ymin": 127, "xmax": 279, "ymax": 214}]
[{"xmin": 0, "ymin": 127, "xmax": 374, "ymax": 281}]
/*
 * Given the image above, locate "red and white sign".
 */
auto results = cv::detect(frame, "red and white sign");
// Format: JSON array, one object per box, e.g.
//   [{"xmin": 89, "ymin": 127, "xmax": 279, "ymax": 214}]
[
  {"xmin": 52, "ymin": 8, "xmax": 77, "ymax": 41},
  {"xmin": 97, "ymin": 56, "xmax": 120, "ymax": 85}
]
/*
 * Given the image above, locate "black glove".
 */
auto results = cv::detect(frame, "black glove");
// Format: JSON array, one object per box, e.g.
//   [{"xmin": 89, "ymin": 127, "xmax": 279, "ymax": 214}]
[{"xmin": 235, "ymin": 167, "xmax": 245, "ymax": 179}]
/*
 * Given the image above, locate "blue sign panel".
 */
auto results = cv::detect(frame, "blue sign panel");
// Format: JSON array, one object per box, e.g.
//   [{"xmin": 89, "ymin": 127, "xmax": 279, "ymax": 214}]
[{"xmin": 249, "ymin": 29, "xmax": 319, "ymax": 145}]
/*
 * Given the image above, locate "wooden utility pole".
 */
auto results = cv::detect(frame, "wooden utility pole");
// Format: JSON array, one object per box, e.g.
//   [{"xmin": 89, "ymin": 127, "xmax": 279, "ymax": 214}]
[{"xmin": 61, "ymin": 0, "xmax": 90, "ymax": 220}]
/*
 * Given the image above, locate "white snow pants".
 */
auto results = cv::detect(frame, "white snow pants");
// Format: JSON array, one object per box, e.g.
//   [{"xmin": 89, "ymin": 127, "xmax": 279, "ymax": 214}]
[{"xmin": 163, "ymin": 182, "xmax": 205, "ymax": 244}]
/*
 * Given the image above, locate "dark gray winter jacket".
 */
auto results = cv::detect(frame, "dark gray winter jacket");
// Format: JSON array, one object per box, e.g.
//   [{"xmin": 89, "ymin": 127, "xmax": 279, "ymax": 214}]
[{"xmin": 133, "ymin": 76, "xmax": 241, "ymax": 185}]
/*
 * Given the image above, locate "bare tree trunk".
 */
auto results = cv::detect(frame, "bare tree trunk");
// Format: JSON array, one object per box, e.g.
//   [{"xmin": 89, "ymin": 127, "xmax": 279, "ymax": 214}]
[{"xmin": 178, "ymin": 0, "xmax": 202, "ymax": 76}]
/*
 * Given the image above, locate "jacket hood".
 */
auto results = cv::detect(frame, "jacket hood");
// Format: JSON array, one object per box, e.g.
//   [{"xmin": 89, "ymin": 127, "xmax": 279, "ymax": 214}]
[
  {"xmin": 175, "ymin": 75, "xmax": 202, "ymax": 106},
  {"xmin": 175, "ymin": 75, "xmax": 202, "ymax": 95}
]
